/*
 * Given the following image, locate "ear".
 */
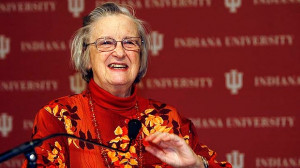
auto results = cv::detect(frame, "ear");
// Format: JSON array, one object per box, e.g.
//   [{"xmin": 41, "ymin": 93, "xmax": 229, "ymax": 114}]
[{"xmin": 87, "ymin": 63, "xmax": 92, "ymax": 69}]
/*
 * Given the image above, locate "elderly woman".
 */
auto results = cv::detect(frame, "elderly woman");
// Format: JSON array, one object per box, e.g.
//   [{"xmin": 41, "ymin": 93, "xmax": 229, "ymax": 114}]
[{"xmin": 24, "ymin": 2, "xmax": 232, "ymax": 168}]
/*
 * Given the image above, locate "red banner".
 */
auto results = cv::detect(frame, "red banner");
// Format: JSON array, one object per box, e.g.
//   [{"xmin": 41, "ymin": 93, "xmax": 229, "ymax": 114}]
[{"xmin": 0, "ymin": 0, "xmax": 299, "ymax": 167}]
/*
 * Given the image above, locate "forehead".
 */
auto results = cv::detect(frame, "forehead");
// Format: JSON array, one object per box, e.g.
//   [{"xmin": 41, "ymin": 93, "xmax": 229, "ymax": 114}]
[{"xmin": 90, "ymin": 14, "xmax": 138, "ymax": 39}]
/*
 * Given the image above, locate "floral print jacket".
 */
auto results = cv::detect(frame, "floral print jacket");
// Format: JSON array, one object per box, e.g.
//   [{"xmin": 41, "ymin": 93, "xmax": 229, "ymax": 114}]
[{"xmin": 22, "ymin": 81, "xmax": 231, "ymax": 168}]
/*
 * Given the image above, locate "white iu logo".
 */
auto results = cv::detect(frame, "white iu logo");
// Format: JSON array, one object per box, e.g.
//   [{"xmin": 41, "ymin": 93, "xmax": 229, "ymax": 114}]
[
  {"xmin": 68, "ymin": 0, "xmax": 84, "ymax": 18},
  {"xmin": 149, "ymin": 31, "xmax": 164, "ymax": 56},
  {"xmin": 226, "ymin": 150, "xmax": 244, "ymax": 168},
  {"xmin": 69, "ymin": 72, "xmax": 86, "ymax": 94},
  {"xmin": 224, "ymin": 0, "xmax": 242, "ymax": 13},
  {"xmin": 0, "ymin": 113, "xmax": 13, "ymax": 138},
  {"xmin": 0, "ymin": 35, "xmax": 10, "ymax": 60},
  {"xmin": 225, "ymin": 69, "xmax": 243, "ymax": 95}
]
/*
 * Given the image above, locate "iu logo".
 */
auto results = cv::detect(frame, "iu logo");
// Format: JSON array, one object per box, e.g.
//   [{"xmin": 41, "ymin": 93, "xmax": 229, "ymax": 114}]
[
  {"xmin": 226, "ymin": 150, "xmax": 244, "ymax": 168},
  {"xmin": 224, "ymin": 0, "xmax": 242, "ymax": 13},
  {"xmin": 0, "ymin": 113, "xmax": 13, "ymax": 138},
  {"xmin": 68, "ymin": 0, "xmax": 85, "ymax": 18},
  {"xmin": 69, "ymin": 72, "xmax": 86, "ymax": 94},
  {"xmin": 149, "ymin": 31, "xmax": 164, "ymax": 56},
  {"xmin": 225, "ymin": 69, "xmax": 243, "ymax": 95},
  {"xmin": 0, "ymin": 35, "xmax": 10, "ymax": 60}
]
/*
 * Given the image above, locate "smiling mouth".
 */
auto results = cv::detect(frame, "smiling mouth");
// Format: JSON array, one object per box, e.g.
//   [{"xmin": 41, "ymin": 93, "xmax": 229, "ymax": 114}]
[{"xmin": 108, "ymin": 63, "xmax": 128, "ymax": 69}]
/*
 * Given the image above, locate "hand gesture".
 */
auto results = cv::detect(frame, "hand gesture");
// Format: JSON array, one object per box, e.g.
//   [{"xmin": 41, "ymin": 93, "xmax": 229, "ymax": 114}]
[{"xmin": 144, "ymin": 132, "xmax": 204, "ymax": 168}]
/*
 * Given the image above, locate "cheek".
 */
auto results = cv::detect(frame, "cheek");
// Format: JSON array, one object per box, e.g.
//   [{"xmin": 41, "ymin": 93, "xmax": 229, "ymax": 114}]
[
  {"xmin": 132, "ymin": 54, "xmax": 141, "ymax": 68},
  {"xmin": 88, "ymin": 49, "xmax": 97, "ymax": 68},
  {"xmin": 90, "ymin": 52, "xmax": 109, "ymax": 68}
]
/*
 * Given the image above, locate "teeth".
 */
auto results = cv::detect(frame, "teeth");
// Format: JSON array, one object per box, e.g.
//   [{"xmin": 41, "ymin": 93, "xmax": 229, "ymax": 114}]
[{"xmin": 108, "ymin": 64, "xmax": 128, "ymax": 69}]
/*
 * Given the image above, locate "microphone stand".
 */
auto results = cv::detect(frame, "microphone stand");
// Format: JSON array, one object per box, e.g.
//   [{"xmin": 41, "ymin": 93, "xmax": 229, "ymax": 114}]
[{"xmin": 0, "ymin": 119, "xmax": 142, "ymax": 168}]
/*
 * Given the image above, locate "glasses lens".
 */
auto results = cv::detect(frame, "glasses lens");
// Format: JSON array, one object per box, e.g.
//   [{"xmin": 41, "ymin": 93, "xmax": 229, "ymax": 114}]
[
  {"xmin": 95, "ymin": 37, "xmax": 142, "ymax": 52},
  {"xmin": 96, "ymin": 38, "xmax": 115, "ymax": 51},
  {"xmin": 122, "ymin": 38, "xmax": 142, "ymax": 51}
]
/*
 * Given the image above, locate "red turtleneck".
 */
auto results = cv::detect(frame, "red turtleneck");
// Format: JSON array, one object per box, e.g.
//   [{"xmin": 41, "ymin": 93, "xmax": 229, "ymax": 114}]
[{"xmin": 88, "ymin": 79, "xmax": 149, "ymax": 144}]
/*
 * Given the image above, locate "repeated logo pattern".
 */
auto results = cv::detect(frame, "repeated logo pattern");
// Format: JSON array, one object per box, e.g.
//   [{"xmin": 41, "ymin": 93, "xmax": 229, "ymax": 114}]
[
  {"xmin": 226, "ymin": 150, "xmax": 245, "ymax": 168},
  {"xmin": 225, "ymin": 69, "xmax": 243, "ymax": 95},
  {"xmin": 149, "ymin": 31, "xmax": 164, "ymax": 56},
  {"xmin": 0, "ymin": 113, "xmax": 13, "ymax": 138},
  {"xmin": 0, "ymin": 1, "xmax": 298, "ymax": 168},
  {"xmin": 225, "ymin": 0, "xmax": 242, "ymax": 13},
  {"xmin": 69, "ymin": 72, "xmax": 87, "ymax": 94},
  {"xmin": 0, "ymin": 35, "xmax": 10, "ymax": 60},
  {"xmin": 68, "ymin": 0, "xmax": 84, "ymax": 18}
]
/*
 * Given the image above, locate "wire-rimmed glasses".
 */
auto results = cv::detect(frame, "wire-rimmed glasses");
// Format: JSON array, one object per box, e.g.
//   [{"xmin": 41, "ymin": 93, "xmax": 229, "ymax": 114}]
[{"xmin": 84, "ymin": 37, "xmax": 143, "ymax": 52}]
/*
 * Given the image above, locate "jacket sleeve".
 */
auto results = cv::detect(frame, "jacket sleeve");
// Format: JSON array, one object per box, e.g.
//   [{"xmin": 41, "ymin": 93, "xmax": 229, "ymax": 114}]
[
  {"xmin": 180, "ymin": 117, "xmax": 232, "ymax": 168},
  {"xmin": 22, "ymin": 102, "xmax": 70, "ymax": 168}
]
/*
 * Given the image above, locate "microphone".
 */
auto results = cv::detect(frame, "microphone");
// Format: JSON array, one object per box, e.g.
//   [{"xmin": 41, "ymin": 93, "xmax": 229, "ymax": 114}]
[
  {"xmin": 128, "ymin": 119, "xmax": 142, "ymax": 140},
  {"xmin": 0, "ymin": 119, "xmax": 142, "ymax": 165}
]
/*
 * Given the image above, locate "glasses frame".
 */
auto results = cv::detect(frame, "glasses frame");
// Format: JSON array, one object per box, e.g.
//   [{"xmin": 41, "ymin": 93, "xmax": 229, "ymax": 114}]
[{"xmin": 84, "ymin": 37, "xmax": 143, "ymax": 52}]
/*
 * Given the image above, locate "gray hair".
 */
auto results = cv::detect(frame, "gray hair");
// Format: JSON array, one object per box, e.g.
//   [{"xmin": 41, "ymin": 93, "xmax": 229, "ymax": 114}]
[{"xmin": 71, "ymin": 2, "xmax": 149, "ymax": 83}]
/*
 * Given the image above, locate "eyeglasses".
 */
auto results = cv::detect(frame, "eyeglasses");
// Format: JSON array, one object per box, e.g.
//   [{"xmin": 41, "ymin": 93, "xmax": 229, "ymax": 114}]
[{"xmin": 84, "ymin": 37, "xmax": 143, "ymax": 52}]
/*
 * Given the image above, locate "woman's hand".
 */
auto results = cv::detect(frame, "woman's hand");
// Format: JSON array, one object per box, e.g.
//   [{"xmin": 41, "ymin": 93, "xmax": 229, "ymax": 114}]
[{"xmin": 144, "ymin": 132, "xmax": 204, "ymax": 168}]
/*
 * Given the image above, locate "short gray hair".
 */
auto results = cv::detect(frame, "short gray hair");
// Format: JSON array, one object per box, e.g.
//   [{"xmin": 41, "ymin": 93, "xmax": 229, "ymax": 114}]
[{"xmin": 71, "ymin": 2, "xmax": 149, "ymax": 83}]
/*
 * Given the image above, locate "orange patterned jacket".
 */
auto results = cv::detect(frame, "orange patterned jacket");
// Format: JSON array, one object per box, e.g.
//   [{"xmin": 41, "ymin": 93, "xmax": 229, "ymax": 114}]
[{"xmin": 22, "ymin": 79, "xmax": 232, "ymax": 168}]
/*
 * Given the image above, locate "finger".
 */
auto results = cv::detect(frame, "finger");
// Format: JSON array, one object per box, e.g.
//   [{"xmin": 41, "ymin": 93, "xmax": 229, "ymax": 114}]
[
  {"xmin": 154, "ymin": 133, "xmax": 183, "ymax": 148},
  {"xmin": 158, "ymin": 141, "xmax": 174, "ymax": 148},
  {"xmin": 145, "ymin": 131, "xmax": 161, "ymax": 141},
  {"xmin": 145, "ymin": 146, "xmax": 166, "ymax": 160},
  {"xmin": 151, "ymin": 132, "xmax": 169, "ymax": 144},
  {"xmin": 144, "ymin": 133, "xmax": 169, "ymax": 150},
  {"xmin": 145, "ymin": 132, "xmax": 167, "ymax": 145},
  {"xmin": 168, "ymin": 134, "xmax": 183, "ymax": 146},
  {"xmin": 143, "ymin": 138, "xmax": 164, "ymax": 150},
  {"xmin": 146, "ymin": 146, "xmax": 179, "ymax": 166},
  {"xmin": 146, "ymin": 132, "xmax": 183, "ymax": 149}
]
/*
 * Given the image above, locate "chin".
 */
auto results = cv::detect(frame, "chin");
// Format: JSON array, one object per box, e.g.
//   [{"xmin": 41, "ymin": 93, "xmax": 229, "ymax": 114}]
[
  {"xmin": 109, "ymin": 75, "xmax": 135, "ymax": 85},
  {"xmin": 110, "ymin": 80, "xmax": 132, "ymax": 86}
]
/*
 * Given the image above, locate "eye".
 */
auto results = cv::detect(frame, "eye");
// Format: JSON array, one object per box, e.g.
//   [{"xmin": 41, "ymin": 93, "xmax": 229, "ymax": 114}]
[
  {"xmin": 123, "ymin": 40, "xmax": 135, "ymax": 45},
  {"xmin": 123, "ymin": 39, "xmax": 137, "ymax": 46},
  {"xmin": 100, "ymin": 39, "xmax": 114, "ymax": 45}
]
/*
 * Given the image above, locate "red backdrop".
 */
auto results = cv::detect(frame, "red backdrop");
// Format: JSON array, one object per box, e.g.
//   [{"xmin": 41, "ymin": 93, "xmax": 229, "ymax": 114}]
[{"xmin": 0, "ymin": 0, "xmax": 299, "ymax": 167}]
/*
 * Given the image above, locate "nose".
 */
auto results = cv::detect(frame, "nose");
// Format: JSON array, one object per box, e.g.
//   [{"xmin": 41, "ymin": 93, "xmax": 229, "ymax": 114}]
[{"xmin": 113, "ymin": 41, "xmax": 126, "ymax": 58}]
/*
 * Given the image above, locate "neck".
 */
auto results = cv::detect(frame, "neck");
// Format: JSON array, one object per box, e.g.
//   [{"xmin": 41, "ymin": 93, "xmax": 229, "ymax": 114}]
[
  {"xmin": 89, "ymin": 79, "xmax": 138, "ymax": 111},
  {"xmin": 107, "ymin": 86, "xmax": 132, "ymax": 97},
  {"xmin": 96, "ymin": 83, "xmax": 132, "ymax": 98}
]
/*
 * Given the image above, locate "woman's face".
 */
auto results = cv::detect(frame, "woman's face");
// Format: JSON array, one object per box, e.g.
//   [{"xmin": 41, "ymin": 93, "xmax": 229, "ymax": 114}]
[{"xmin": 88, "ymin": 14, "xmax": 140, "ymax": 95}]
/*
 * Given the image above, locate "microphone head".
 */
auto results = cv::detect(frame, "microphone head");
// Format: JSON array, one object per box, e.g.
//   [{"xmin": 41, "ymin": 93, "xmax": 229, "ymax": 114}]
[{"xmin": 128, "ymin": 119, "xmax": 142, "ymax": 140}]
